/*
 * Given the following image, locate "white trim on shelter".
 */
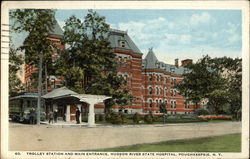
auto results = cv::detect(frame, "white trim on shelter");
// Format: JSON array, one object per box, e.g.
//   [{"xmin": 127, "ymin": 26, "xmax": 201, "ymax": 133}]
[{"xmin": 71, "ymin": 94, "xmax": 111, "ymax": 127}]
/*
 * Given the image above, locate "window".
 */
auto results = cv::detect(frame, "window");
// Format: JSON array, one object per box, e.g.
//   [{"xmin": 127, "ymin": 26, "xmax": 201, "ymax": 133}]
[
  {"xmin": 164, "ymin": 100, "xmax": 168, "ymax": 104},
  {"xmin": 156, "ymin": 87, "xmax": 159, "ymax": 95},
  {"xmin": 149, "ymin": 99, "xmax": 153, "ymax": 108},
  {"xmin": 156, "ymin": 75, "xmax": 160, "ymax": 81},
  {"xmin": 159, "ymin": 99, "xmax": 162, "ymax": 104},
  {"xmin": 171, "ymin": 101, "xmax": 176, "ymax": 108},
  {"xmin": 149, "ymin": 87, "xmax": 153, "ymax": 95},
  {"xmin": 160, "ymin": 88, "xmax": 162, "ymax": 95},
  {"xmin": 164, "ymin": 87, "xmax": 168, "ymax": 96},
  {"xmin": 173, "ymin": 101, "xmax": 176, "ymax": 108},
  {"xmin": 156, "ymin": 99, "xmax": 159, "ymax": 107},
  {"xmin": 149, "ymin": 74, "xmax": 153, "ymax": 81},
  {"xmin": 170, "ymin": 90, "xmax": 173, "ymax": 96},
  {"xmin": 120, "ymin": 41, "xmax": 126, "ymax": 48}
]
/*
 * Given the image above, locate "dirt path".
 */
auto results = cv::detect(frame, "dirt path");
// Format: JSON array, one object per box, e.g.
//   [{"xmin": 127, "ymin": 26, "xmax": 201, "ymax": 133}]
[{"xmin": 9, "ymin": 121, "xmax": 241, "ymax": 151}]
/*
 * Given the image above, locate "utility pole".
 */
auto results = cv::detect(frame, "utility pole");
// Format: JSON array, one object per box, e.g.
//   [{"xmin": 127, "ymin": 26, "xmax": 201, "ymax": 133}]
[{"xmin": 37, "ymin": 53, "xmax": 43, "ymax": 125}]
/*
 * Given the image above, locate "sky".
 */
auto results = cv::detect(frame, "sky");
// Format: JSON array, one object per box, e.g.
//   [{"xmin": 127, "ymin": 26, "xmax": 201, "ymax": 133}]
[{"xmin": 12, "ymin": 9, "xmax": 242, "ymax": 65}]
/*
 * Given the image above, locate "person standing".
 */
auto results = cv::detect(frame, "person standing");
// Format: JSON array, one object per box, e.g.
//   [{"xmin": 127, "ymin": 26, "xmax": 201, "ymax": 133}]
[
  {"xmin": 29, "ymin": 108, "xmax": 35, "ymax": 124},
  {"xmin": 75, "ymin": 108, "xmax": 81, "ymax": 124},
  {"xmin": 48, "ymin": 111, "xmax": 53, "ymax": 124},
  {"xmin": 53, "ymin": 109, "xmax": 58, "ymax": 123}
]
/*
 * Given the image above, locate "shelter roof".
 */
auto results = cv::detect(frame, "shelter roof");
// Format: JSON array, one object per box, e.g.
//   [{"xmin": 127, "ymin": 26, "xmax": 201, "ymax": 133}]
[
  {"xmin": 42, "ymin": 87, "xmax": 78, "ymax": 99},
  {"xmin": 71, "ymin": 94, "xmax": 111, "ymax": 104},
  {"xmin": 10, "ymin": 92, "xmax": 38, "ymax": 100}
]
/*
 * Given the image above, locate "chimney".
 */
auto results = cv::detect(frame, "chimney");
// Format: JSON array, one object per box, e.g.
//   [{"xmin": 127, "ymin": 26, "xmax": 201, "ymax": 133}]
[
  {"xmin": 181, "ymin": 59, "xmax": 193, "ymax": 66},
  {"xmin": 175, "ymin": 59, "xmax": 179, "ymax": 68}
]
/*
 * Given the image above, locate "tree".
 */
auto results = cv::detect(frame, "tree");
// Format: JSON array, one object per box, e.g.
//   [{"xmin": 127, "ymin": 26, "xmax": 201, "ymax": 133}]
[
  {"xmin": 175, "ymin": 55, "xmax": 223, "ymax": 109},
  {"xmin": 10, "ymin": 9, "xmax": 57, "ymax": 124},
  {"xmin": 207, "ymin": 57, "xmax": 242, "ymax": 119},
  {"xmin": 9, "ymin": 45, "xmax": 24, "ymax": 96},
  {"xmin": 56, "ymin": 10, "xmax": 134, "ymax": 111},
  {"xmin": 175, "ymin": 55, "xmax": 242, "ymax": 116}
]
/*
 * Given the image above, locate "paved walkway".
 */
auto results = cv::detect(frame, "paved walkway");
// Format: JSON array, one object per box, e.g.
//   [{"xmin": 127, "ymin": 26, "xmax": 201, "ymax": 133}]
[{"xmin": 9, "ymin": 121, "xmax": 241, "ymax": 151}]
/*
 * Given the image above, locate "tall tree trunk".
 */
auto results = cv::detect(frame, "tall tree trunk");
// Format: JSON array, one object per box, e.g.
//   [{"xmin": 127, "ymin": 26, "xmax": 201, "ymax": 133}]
[
  {"xmin": 37, "ymin": 54, "xmax": 43, "ymax": 125},
  {"xmin": 44, "ymin": 63, "xmax": 48, "ymax": 94}
]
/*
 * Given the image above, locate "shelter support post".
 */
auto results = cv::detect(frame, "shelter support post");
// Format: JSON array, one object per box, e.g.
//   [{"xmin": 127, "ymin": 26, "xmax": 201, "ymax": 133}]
[
  {"xmin": 66, "ymin": 105, "xmax": 70, "ymax": 122},
  {"xmin": 77, "ymin": 104, "xmax": 82, "ymax": 123},
  {"xmin": 88, "ymin": 102, "xmax": 95, "ymax": 127},
  {"xmin": 52, "ymin": 103, "xmax": 57, "ymax": 111}
]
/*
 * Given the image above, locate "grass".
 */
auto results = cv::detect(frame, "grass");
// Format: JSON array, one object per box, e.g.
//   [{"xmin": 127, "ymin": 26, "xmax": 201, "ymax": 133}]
[
  {"xmin": 94, "ymin": 134, "xmax": 241, "ymax": 152},
  {"xmin": 95, "ymin": 119, "xmax": 232, "ymax": 125}
]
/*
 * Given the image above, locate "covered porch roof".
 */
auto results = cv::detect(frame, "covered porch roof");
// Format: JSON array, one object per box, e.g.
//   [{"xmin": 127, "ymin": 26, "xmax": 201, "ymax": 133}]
[
  {"xmin": 42, "ymin": 87, "xmax": 111, "ymax": 104},
  {"xmin": 10, "ymin": 92, "xmax": 38, "ymax": 100},
  {"xmin": 42, "ymin": 87, "xmax": 78, "ymax": 99}
]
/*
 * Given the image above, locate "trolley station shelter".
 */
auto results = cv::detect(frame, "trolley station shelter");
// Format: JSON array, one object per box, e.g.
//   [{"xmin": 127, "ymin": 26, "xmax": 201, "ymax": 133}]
[{"xmin": 42, "ymin": 87, "xmax": 111, "ymax": 127}]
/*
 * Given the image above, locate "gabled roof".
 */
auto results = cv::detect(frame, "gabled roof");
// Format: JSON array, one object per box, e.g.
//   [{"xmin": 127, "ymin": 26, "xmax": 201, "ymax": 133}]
[
  {"xmin": 109, "ymin": 29, "xmax": 142, "ymax": 54},
  {"xmin": 144, "ymin": 48, "xmax": 159, "ymax": 69},
  {"xmin": 49, "ymin": 20, "xmax": 63, "ymax": 36},
  {"xmin": 143, "ymin": 48, "xmax": 186, "ymax": 75},
  {"xmin": 42, "ymin": 87, "xmax": 78, "ymax": 99}
]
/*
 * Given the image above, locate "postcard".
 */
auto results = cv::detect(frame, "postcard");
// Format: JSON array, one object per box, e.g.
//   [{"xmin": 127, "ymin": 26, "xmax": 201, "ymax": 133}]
[{"xmin": 1, "ymin": 1, "xmax": 249, "ymax": 159}]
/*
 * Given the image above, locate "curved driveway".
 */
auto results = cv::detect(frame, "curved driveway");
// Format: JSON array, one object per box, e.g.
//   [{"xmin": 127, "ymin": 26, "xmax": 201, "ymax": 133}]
[{"xmin": 9, "ymin": 121, "xmax": 241, "ymax": 151}]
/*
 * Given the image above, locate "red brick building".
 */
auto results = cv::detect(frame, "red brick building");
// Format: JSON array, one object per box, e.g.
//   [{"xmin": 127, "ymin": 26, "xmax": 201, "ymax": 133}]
[
  {"xmin": 25, "ymin": 21, "xmax": 64, "ymax": 91},
  {"xmin": 24, "ymin": 25, "xmax": 203, "ymax": 115}
]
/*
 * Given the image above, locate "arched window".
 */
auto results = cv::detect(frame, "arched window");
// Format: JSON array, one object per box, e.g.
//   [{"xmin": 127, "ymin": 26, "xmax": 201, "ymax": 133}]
[
  {"xmin": 156, "ymin": 99, "xmax": 159, "ymax": 107},
  {"xmin": 156, "ymin": 87, "xmax": 159, "ymax": 95},
  {"xmin": 173, "ymin": 101, "xmax": 176, "ymax": 108},
  {"xmin": 156, "ymin": 75, "xmax": 159, "ymax": 81},
  {"xmin": 160, "ymin": 88, "xmax": 162, "ymax": 95},
  {"xmin": 149, "ymin": 87, "xmax": 153, "ymax": 95},
  {"xmin": 149, "ymin": 74, "xmax": 153, "ymax": 81},
  {"xmin": 164, "ymin": 100, "xmax": 168, "ymax": 104},
  {"xmin": 164, "ymin": 87, "xmax": 168, "ymax": 96}
]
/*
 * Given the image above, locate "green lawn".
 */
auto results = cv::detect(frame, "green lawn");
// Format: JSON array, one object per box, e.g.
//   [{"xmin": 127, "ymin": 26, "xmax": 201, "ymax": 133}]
[
  {"xmin": 95, "ymin": 134, "xmax": 241, "ymax": 152},
  {"xmin": 96, "ymin": 119, "xmax": 232, "ymax": 125}
]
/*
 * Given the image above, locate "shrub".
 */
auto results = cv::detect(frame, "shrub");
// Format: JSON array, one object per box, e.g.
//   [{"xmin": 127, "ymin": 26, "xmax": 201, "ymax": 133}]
[
  {"xmin": 133, "ymin": 113, "xmax": 141, "ymax": 124},
  {"xmin": 195, "ymin": 108, "xmax": 209, "ymax": 115},
  {"xmin": 118, "ymin": 112, "xmax": 125, "ymax": 123},
  {"xmin": 144, "ymin": 114, "xmax": 153, "ymax": 124},
  {"xmin": 110, "ymin": 113, "xmax": 123, "ymax": 124},
  {"xmin": 105, "ymin": 113, "xmax": 112, "ymax": 122},
  {"xmin": 98, "ymin": 114, "xmax": 104, "ymax": 122}
]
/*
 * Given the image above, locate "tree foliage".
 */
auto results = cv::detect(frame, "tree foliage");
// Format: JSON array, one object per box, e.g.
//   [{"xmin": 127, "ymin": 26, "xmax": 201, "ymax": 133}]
[
  {"xmin": 10, "ymin": 9, "xmax": 58, "ymax": 124},
  {"xmin": 175, "ymin": 55, "xmax": 242, "ymax": 118},
  {"xmin": 9, "ymin": 45, "xmax": 24, "ymax": 96},
  {"xmin": 10, "ymin": 9, "xmax": 56, "ymax": 65},
  {"xmin": 56, "ymin": 10, "xmax": 134, "ymax": 110}
]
